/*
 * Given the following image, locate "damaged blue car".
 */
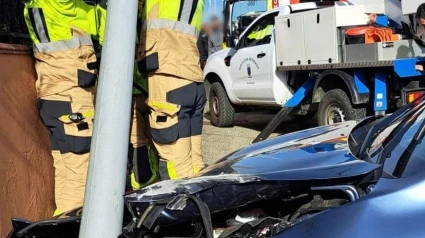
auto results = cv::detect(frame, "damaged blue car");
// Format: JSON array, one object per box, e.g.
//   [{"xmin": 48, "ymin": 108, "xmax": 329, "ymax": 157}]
[{"xmin": 8, "ymin": 95, "xmax": 425, "ymax": 238}]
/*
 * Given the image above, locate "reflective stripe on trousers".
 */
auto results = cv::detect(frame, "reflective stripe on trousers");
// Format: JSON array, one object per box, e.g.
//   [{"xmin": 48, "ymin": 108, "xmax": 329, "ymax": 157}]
[
  {"xmin": 34, "ymin": 34, "xmax": 93, "ymax": 53},
  {"xmin": 143, "ymin": 19, "xmax": 200, "ymax": 38},
  {"xmin": 159, "ymin": 140, "xmax": 202, "ymax": 180}
]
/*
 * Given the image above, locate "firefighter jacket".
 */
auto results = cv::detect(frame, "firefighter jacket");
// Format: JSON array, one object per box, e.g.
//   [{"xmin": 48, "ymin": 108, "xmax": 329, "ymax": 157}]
[
  {"xmin": 24, "ymin": 0, "xmax": 106, "ymax": 44},
  {"xmin": 23, "ymin": 0, "xmax": 106, "ymax": 98},
  {"xmin": 137, "ymin": 0, "xmax": 204, "ymax": 82}
]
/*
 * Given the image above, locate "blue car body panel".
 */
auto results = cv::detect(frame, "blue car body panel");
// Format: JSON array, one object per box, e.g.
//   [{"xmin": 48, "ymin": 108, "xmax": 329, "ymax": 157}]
[{"xmin": 278, "ymin": 171, "xmax": 425, "ymax": 238}]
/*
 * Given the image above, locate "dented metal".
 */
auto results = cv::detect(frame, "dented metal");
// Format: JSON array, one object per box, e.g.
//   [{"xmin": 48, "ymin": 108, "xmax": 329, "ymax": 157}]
[
  {"xmin": 12, "ymin": 104, "xmax": 425, "ymax": 237},
  {"xmin": 125, "ymin": 174, "xmax": 261, "ymax": 202},
  {"xmin": 120, "ymin": 121, "xmax": 382, "ymax": 234}
]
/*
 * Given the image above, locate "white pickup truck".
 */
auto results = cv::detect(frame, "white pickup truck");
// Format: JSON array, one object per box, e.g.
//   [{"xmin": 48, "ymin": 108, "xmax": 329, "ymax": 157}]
[
  {"xmin": 203, "ymin": 2, "xmax": 354, "ymax": 127},
  {"xmin": 203, "ymin": 0, "xmax": 425, "ymax": 129}
]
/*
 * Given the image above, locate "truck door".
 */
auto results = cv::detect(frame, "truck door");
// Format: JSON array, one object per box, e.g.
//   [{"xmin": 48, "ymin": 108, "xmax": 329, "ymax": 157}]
[{"xmin": 230, "ymin": 12, "xmax": 277, "ymax": 102}]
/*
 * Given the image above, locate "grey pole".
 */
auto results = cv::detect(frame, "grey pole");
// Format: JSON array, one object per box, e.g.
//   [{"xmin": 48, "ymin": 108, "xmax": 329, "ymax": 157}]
[{"xmin": 78, "ymin": 0, "xmax": 138, "ymax": 236}]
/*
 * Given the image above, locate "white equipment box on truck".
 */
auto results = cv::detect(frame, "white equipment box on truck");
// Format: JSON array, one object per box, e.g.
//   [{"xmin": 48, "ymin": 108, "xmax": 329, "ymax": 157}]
[{"xmin": 276, "ymin": 4, "xmax": 368, "ymax": 66}]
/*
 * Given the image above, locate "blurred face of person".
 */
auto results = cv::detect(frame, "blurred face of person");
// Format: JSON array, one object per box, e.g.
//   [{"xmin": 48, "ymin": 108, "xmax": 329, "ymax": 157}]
[
  {"xmin": 210, "ymin": 18, "xmax": 221, "ymax": 30},
  {"xmin": 201, "ymin": 24, "xmax": 210, "ymax": 34},
  {"xmin": 417, "ymin": 4, "xmax": 425, "ymax": 28},
  {"xmin": 418, "ymin": 18, "xmax": 425, "ymax": 27}
]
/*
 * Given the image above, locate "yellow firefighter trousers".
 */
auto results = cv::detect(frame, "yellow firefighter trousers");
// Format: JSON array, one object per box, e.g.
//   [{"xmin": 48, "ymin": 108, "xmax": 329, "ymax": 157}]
[
  {"xmin": 38, "ymin": 87, "xmax": 95, "ymax": 214},
  {"xmin": 147, "ymin": 74, "xmax": 206, "ymax": 180},
  {"xmin": 45, "ymin": 92, "xmax": 156, "ymax": 214},
  {"xmin": 32, "ymin": 28, "xmax": 98, "ymax": 215},
  {"xmin": 129, "ymin": 95, "xmax": 158, "ymax": 189}
]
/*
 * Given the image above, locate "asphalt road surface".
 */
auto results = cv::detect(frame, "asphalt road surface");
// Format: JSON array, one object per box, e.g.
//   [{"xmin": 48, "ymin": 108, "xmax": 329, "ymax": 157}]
[{"xmin": 201, "ymin": 104, "xmax": 316, "ymax": 165}]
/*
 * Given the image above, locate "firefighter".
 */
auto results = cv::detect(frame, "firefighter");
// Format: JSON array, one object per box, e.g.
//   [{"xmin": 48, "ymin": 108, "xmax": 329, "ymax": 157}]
[
  {"xmin": 128, "ymin": 38, "xmax": 159, "ymax": 189},
  {"xmin": 117, "ymin": 0, "xmax": 159, "ymax": 190},
  {"xmin": 128, "ymin": 0, "xmax": 171, "ymax": 190},
  {"xmin": 23, "ymin": 0, "xmax": 106, "ymax": 214},
  {"xmin": 137, "ymin": 0, "xmax": 206, "ymax": 180}
]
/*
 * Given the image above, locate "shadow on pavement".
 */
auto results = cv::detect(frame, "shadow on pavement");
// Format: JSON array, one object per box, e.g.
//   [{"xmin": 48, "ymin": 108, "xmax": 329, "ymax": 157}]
[{"xmin": 203, "ymin": 109, "xmax": 317, "ymax": 137}]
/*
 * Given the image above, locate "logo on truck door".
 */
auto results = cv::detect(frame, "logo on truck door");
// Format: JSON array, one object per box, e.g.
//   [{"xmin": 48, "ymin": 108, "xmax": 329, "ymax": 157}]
[{"xmin": 239, "ymin": 57, "xmax": 259, "ymax": 78}]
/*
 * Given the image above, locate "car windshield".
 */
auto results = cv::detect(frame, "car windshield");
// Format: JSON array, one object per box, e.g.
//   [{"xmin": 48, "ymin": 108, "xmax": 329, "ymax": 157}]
[{"xmin": 367, "ymin": 99, "xmax": 425, "ymax": 178}]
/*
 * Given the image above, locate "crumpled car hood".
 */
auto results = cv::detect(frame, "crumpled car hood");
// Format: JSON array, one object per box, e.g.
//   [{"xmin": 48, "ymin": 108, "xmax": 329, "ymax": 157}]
[
  {"xmin": 126, "ymin": 121, "xmax": 380, "ymax": 203},
  {"xmin": 198, "ymin": 120, "xmax": 380, "ymax": 180}
]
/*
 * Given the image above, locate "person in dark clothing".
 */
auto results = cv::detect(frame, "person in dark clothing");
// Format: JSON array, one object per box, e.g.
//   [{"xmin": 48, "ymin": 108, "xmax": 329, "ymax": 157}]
[
  {"xmin": 417, "ymin": 3, "xmax": 425, "ymax": 27},
  {"xmin": 208, "ymin": 16, "xmax": 223, "ymax": 56},
  {"xmin": 198, "ymin": 24, "xmax": 209, "ymax": 70}
]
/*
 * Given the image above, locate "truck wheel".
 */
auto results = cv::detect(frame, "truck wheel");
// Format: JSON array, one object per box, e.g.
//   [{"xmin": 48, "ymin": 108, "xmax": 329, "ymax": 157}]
[
  {"xmin": 317, "ymin": 89, "xmax": 366, "ymax": 126},
  {"xmin": 209, "ymin": 82, "xmax": 235, "ymax": 127}
]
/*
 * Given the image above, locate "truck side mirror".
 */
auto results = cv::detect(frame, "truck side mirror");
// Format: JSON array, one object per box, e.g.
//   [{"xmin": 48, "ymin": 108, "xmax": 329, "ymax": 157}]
[
  {"xmin": 227, "ymin": 35, "xmax": 238, "ymax": 48},
  {"xmin": 226, "ymin": 36, "xmax": 235, "ymax": 48}
]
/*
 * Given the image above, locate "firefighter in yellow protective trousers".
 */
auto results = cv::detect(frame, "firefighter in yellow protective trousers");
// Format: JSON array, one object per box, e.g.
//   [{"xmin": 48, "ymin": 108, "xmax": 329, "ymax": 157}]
[
  {"xmin": 129, "ymin": 76, "xmax": 159, "ymax": 190},
  {"xmin": 129, "ymin": 55, "xmax": 159, "ymax": 189},
  {"xmin": 23, "ymin": 0, "xmax": 106, "ymax": 214},
  {"xmin": 137, "ymin": 0, "xmax": 206, "ymax": 180},
  {"xmin": 128, "ymin": 0, "xmax": 159, "ymax": 190}
]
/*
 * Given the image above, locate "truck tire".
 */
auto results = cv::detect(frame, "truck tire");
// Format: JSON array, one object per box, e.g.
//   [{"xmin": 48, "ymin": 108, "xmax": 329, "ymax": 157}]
[
  {"xmin": 209, "ymin": 82, "xmax": 235, "ymax": 127},
  {"xmin": 317, "ymin": 89, "xmax": 366, "ymax": 126}
]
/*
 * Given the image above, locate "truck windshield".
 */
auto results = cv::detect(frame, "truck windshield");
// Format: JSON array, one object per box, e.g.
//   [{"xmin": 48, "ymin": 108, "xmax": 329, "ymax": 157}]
[{"xmin": 231, "ymin": 0, "xmax": 267, "ymax": 36}]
